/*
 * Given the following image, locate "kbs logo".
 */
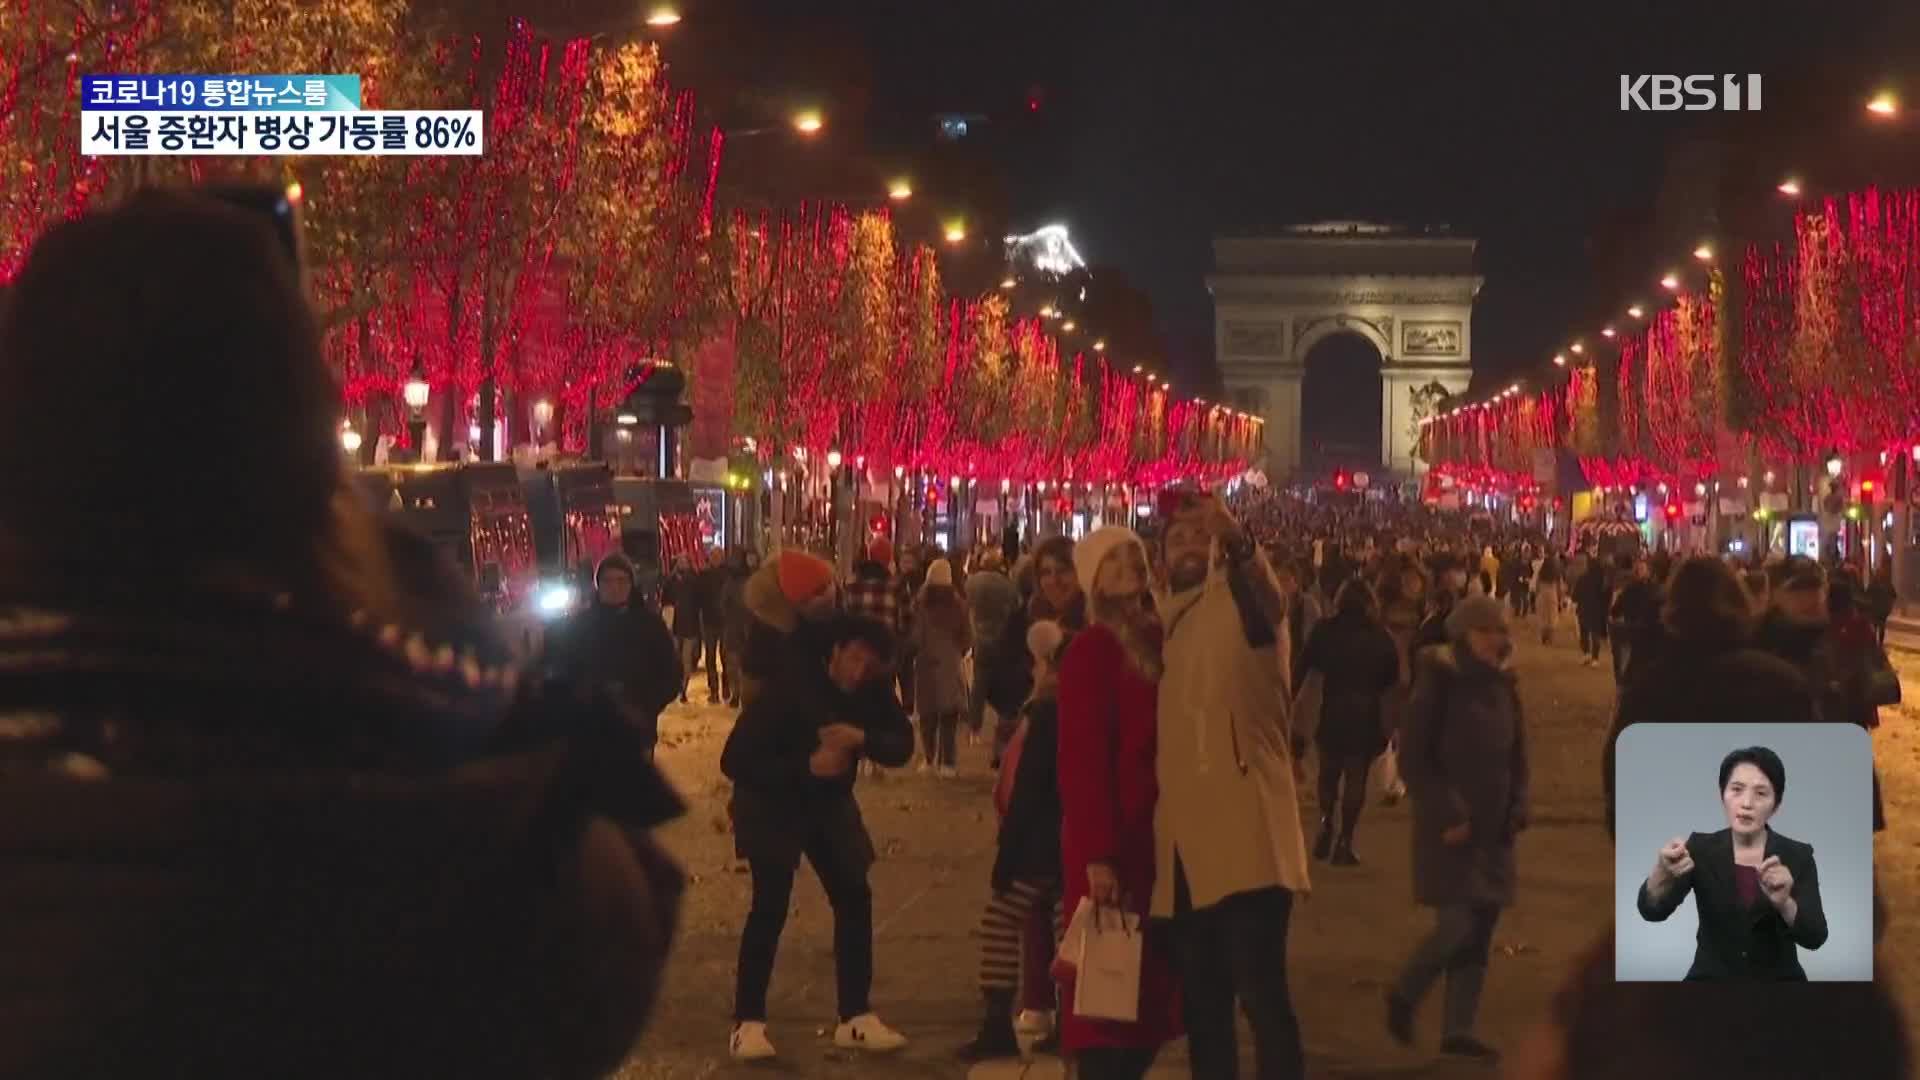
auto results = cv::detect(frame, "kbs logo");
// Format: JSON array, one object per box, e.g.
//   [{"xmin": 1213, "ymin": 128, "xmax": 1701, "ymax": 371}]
[{"xmin": 1619, "ymin": 74, "xmax": 1762, "ymax": 111}]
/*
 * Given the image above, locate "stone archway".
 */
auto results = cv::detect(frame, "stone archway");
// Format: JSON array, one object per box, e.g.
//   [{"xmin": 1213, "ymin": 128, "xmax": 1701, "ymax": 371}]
[
  {"xmin": 1298, "ymin": 329, "xmax": 1385, "ymax": 475},
  {"xmin": 1209, "ymin": 222, "xmax": 1479, "ymax": 482}
]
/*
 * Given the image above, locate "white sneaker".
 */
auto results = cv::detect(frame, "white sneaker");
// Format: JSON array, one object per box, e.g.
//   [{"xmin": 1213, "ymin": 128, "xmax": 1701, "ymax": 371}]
[
  {"xmin": 729, "ymin": 1021, "xmax": 777, "ymax": 1061},
  {"xmin": 938, "ymin": 765, "xmax": 959, "ymax": 779},
  {"xmin": 833, "ymin": 1012, "xmax": 908, "ymax": 1052},
  {"xmin": 1014, "ymin": 1009, "xmax": 1054, "ymax": 1037}
]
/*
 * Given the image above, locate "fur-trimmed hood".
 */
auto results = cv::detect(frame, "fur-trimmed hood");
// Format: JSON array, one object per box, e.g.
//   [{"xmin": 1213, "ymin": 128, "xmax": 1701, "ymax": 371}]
[{"xmin": 743, "ymin": 557, "xmax": 797, "ymax": 635}]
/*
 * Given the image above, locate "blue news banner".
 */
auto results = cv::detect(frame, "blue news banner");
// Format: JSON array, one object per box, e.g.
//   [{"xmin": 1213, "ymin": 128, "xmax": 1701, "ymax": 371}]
[{"xmin": 79, "ymin": 75, "xmax": 482, "ymax": 156}]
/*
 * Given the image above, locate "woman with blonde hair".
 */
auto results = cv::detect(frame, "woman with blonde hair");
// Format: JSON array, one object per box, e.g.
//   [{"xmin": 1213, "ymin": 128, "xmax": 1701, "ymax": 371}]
[{"xmin": 1054, "ymin": 527, "xmax": 1181, "ymax": 1079}]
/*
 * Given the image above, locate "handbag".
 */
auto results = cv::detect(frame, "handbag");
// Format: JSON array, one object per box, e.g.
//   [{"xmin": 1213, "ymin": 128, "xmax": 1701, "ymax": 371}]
[
  {"xmin": 1071, "ymin": 900, "xmax": 1142, "ymax": 1023},
  {"xmin": 1863, "ymin": 647, "xmax": 1902, "ymax": 708}
]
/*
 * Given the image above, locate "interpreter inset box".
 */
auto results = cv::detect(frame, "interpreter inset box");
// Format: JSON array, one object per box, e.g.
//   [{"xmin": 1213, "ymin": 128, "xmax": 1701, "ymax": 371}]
[{"xmin": 1613, "ymin": 723, "xmax": 1872, "ymax": 982}]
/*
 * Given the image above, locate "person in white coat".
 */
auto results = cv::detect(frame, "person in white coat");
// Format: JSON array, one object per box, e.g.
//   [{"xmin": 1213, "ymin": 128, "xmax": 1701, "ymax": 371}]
[{"xmin": 1153, "ymin": 492, "xmax": 1312, "ymax": 1079}]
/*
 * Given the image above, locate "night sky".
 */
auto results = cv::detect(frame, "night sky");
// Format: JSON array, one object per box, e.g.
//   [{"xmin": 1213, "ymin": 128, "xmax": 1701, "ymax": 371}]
[{"xmin": 699, "ymin": 0, "xmax": 1909, "ymax": 450}]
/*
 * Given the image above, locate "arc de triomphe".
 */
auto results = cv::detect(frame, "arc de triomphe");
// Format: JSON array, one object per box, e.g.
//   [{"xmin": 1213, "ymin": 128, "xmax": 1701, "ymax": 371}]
[{"xmin": 1209, "ymin": 223, "xmax": 1479, "ymax": 481}]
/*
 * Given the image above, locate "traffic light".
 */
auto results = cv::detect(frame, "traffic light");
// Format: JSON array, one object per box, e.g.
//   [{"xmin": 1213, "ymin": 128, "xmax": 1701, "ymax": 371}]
[
  {"xmin": 1334, "ymin": 471, "xmax": 1349, "ymax": 491},
  {"xmin": 1664, "ymin": 502, "xmax": 1681, "ymax": 520}
]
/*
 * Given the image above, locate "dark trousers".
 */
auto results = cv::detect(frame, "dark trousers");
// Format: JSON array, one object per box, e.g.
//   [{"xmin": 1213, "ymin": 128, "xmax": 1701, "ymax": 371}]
[
  {"xmin": 1317, "ymin": 751, "xmax": 1371, "ymax": 838},
  {"xmin": 1172, "ymin": 858, "xmax": 1304, "ymax": 1080},
  {"xmin": 1578, "ymin": 619, "xmax": 1605, "ymax": 661},
  {"xmin": 702, "ymin": 630, "xmax": 724, "ymax": 699},
  {"xmin": 1391, "ymin": 903, "xmax": 1500, "ymax": 1040},
  {"xmin": 921, "ymin": 710, "xmax": 959, "ymax": 768},
  {"xmin": 734, "ymin": 825, "xmax": 874, "ymax": 1022},
  {"xmin": 1609, "ymin": 630, "xmax": 1631, "ymax": 685}
]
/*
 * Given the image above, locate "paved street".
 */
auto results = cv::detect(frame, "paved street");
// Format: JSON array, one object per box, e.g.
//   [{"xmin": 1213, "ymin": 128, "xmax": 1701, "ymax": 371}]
[{"xmin": 614, "ymin": 632, "xmax": 1920, "ymax": 1079}]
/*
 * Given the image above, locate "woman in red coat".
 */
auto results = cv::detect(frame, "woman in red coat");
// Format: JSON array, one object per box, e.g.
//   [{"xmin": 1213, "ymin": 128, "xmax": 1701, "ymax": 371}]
[{"xmin": 1055, "ymin": 526, "xmax": 1182, "ymax": 1078}]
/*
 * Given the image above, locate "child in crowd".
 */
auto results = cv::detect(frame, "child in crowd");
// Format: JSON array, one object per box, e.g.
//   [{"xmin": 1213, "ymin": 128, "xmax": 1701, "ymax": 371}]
[{"xmin": 958, "ymin": 619, "xmax": 1067, "ymax": 1063}]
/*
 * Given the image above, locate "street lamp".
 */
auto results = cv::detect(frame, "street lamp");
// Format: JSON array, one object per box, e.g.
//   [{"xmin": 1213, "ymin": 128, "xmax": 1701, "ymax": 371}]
[
  {"xmin": 826, "ymin": 447, "xmax": 843, "ymax": 469},
  {"xmin": 1693, "ymin": 245, "xmax": 1713, "ymax": 262},
  {"xmin": 944, "ymin": 222, "xmax": 967, "ymax": 245},
  {"xmin": 531, "ymin": 398, "xmax": 553, "ymax": 440},
  {"xmin": 1628, "ymin": 305, "xmax": 1645, "ymax": 319},
  {"xmin": 792, "ymin": 110, "xmax": 824, "ymax": 135},
  {"xmin": 1777, "ymin": 178, "xmax": 1802, "ymax": 197},
  {"xmin": 999, "ymin": 277, "xmax": 1017, "ymax": 290},
  {"xmin": 1826, "ymin": 453, "xmax": 1845, "ymax": 479},
  {"xmin": 644, "ymin": 5, "xmax": 681, "ymax": 26},
  {"xmin": 888, "ymin": 180, "xmax": 913, "ymax": 201},
  {"xmin": 402, "ymin": 370, "xmax": 431, "ymax": 460},
  {"xmin": 1867, "ymin": 92, "xmax": 1898, "ymax": 117},
  {"xmin": 1061, "ymin": 320, "xmax": 1076, "ymax": 332},
  {"xmin": 1660, "ymin": 273, "xmax": 1680, "ymax": 290},
  {"xmin": 1093, "ymin": 339, "xmax": 1107, "ymax": 351},
  {"xmin": 340, "ymin": 422, "xmax": 362, "ymax": 455}
]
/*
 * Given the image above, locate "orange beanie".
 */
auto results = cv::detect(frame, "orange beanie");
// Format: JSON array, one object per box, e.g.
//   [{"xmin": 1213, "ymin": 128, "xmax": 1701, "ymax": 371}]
[{"xmin": 776, "ymin": 550, "xmax": 835, "ymax": 605}]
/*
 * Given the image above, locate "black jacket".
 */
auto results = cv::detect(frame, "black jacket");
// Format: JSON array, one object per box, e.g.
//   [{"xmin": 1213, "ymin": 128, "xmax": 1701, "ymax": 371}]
[
  {"xmin": 992, "ymin": 695, "xmax": 1061, "ymax": 891},
  {"xmin": 1298, "ymin": 609, "xmax": 1401, "ymax": 756},
  {"xmin": 664, "ymin": 572, "xmax": 703, "ymax": 638},
  {"xmin": 543, "ymin": 601, "xmax": 681, "ymax": 747},
  {"xmin": 0, "ymin": 592, "xmax": 685, "ymax": 1080},
  {"xmin": 1637, "ymin": 827, "xmax": 1828, "ymax": 981},
  {"xmin": 720, "ymin": 655, "xmax": 914, "ymax": 863}
]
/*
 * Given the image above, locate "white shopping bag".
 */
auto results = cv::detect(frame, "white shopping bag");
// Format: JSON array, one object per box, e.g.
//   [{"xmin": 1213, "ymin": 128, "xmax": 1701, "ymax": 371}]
[
  {"xmin": 1072, "ymin": 901, "xmax": 1142, "ymax": 1023},
  {"xmin": 1372, "ymin": 739, "xmax": 1407, "ymax": 801}
]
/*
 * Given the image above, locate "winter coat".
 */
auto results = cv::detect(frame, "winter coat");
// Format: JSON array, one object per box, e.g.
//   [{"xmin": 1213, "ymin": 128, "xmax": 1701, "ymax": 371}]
[
  {"xmin": 1827, "ymin": 611, "xmax": 1883, "ymax": 730},
  {"xmin": 966, "ymin": 569, "xmax": 1021, "ymax": 651},
  {"xmin": 0, "ymin": 594, "xmax": 685, "ymax": 1080},
  {"xmin": 1056, "ymin": 622, "xmax": 1182, "ymax": 1052},
  {"xmin": 720, "ymin": 653, "xmax": 914, "ymax": 866},
  {"xmin": 664, "ymin": 572, "xmax": 702, "ymax": 639},
  {"xmin": 1402, "ymin": 642, "xmax": 1530, "ymax": 908},
  {"xmin": 911, "ymin": 589, "xmax": 972, "ymax": 717},
  {"xmin": 987, "ymin": 592, "xmax": 1088, "ymax": 718},
  {"xmin": 542, "ymin": 600, "xmax": 682, "ymax": 750},
  {"xmin": 1605, "ymin": 640, "xmax": 1818, "ymax": 837},
  {"xmin": 1536, "ymin": 554, "xmax": 1566, "ymax": 586},
  {"xmin": 992, "ymin": 694, "xmax": 1062, "ymax": 891},
  {"xmin": 842, "ymin": 561, "xmax": 904, "ymax": 640},
  {"xmin": 1755, "ymin": 612, "xmax": 1832, "ymax": 721},
  {"xmin": 694, "ymin": 565, "xmax": 728, "ymax": 628},
  {"xmin": 1298, "ymin": 609, "xmax": 1401, "ymax": 758},
  {"xmin": 719, "ymin": 567, "xmax": 752, "ymax": 655},
  {"xmin": 1153, "ymin": 554, "xmax": 1312, "ymax": 919},
  {"xmin": 1573, "ymin": 566, "xmax": 1611, "ymax": 628}
]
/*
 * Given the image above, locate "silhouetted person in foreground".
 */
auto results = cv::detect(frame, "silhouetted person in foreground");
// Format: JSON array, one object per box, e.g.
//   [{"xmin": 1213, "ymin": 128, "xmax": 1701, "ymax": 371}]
[{"xmin": 0, "ymin": 190, "xmax": 686, "ymax": 1079}]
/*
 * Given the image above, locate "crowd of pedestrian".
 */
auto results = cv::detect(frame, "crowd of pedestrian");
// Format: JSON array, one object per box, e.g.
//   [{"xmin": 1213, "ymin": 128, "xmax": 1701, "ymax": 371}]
[{"xmin": 1, "ymin": 189, "xmax": 1910, "ymax": 1080}]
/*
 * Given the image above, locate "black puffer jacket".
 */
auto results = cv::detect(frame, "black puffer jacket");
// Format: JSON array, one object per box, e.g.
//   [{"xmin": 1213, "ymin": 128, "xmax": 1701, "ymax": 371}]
[{"xmin": 0, "ymin": 591, "xmax": 684, "ymax": 1080}]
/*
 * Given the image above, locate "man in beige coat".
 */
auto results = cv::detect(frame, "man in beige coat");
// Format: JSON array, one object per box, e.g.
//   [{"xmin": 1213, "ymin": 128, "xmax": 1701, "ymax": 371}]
[{"xmin": 1155, "ymin": 492, "xmax": 1312, "ymax": 1079}]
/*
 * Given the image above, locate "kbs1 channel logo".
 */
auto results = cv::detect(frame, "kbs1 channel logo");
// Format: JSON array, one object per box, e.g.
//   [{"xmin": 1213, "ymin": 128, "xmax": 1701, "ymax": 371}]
[
  {"xmin": 1620, "ymin": 74, "xmax": 1762, "ymax": 112},
  {"xmin": 79, "ymin": 75, "xmax": 484, "ymax": 157}
]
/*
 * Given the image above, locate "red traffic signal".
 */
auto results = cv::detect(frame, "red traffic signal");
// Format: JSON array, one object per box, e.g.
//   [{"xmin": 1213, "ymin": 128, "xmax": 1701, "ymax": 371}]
[
  {"xmin": 1664, "ymin": 502, "xmax": 1681, "ymax": 519},
  {"xmin": 1334, "ymin": 472, "xmax": 1349, "ymax": 490}
]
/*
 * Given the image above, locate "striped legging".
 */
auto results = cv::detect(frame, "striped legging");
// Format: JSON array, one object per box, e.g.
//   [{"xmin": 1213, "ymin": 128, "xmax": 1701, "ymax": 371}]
[{"xmin": 977, "ymin": 877, "xmax": 1063, "ymax": 1011}]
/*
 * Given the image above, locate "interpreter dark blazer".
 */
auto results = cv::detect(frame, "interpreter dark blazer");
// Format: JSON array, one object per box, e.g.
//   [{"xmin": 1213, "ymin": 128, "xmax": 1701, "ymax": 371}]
[{"xmin": 1637, "ymin": 826, "xmax": 1829, "ymax": 981}]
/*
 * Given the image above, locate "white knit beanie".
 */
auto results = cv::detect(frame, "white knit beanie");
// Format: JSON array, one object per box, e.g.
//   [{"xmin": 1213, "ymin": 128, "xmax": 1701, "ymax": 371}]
[{"xmin": 1073, "ymin": 525, "xmax": 1146, "ymax": 597}]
